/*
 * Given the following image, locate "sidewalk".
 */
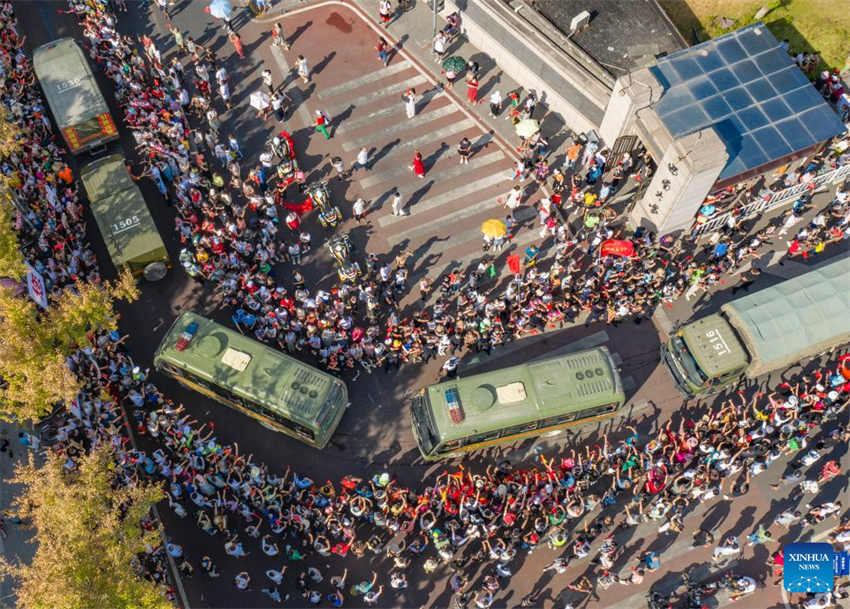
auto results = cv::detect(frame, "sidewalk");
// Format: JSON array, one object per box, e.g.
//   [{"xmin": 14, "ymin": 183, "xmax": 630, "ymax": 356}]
[{"xmin": 0, "ymin": 425, "xmax": 38, "ymax": 608}]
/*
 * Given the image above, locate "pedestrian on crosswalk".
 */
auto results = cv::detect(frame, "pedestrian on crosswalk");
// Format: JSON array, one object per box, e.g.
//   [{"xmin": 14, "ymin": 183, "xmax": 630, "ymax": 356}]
[
  {"xmin": 376, "ymin": 37, "xmax": 390, "ymax": 66},
  {"xmin": 352, "ymin": 146, "xmax": 371, "ymax": 172},
  {"xmin": 457, "ymin": 137, "xmax": 471, "ymax": 164},
  {"xmin": 391, "ymin": 191, "xmax": 407, "ymax": 216},
  {"xmin": 229, "ymin": 32, "xmax": 244, "ymax": 59},
  {"xmin": 262, "ymin": 69, "xmax": 275, "ymax": 93},
  {"xmin": 353, "ymin": 197, "xmax": 368, "ymax": 222},
  {"xmin": 297, "ymin": 55, "xmax": 310, "ymax": 83},
  {"xmin": 271, "ymin": 22, "xmax": 291, "ymax": 50},
  {"xmin": 315, "ymin": 110, "xmax": 332, "ymax": 139},
  {"xmin": 410, "ymin": 151, "xmax": 425, "ymax": 179},
  {"xmin": 403, "ymin": 88, "xmax": 416, "ymax": 119},
  {"xmin": 331, "ymin": 156, "xmax": 348, "ymax": 180}
]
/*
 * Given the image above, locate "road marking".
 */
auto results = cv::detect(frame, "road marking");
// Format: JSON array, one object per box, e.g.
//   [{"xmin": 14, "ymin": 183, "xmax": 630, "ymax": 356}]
[
  {"xmin": 336, "ymin": 88, "xmax": 442, "ymax": 133},
  {"xmin": 341, "ymin": 104, "xmax": 461, "ymax": 151},
  {"xmin": 378, "ymin": 172, "xmax": 507, "ymax": 228},
  {"xmin": 270, "ymin": 45, "xmax": 313, "ymax": 125},
  {"xmin": 391, "ymin": 189, "xmax": 526, "ymax": 243},
  {"xmin": 360, "ymin": 149, "xmax": 504, "ymax": 190},
  {"xmin": 399, "ymin": 205, "xmax": 536, "ymax": 253},
  {"xmin": 360, "ymin": 119, "xmax": 478, "ymax": 158},
  {"xmin": 323, "ymin": 75, "xmax": 427, "ymax": 115},
  {"xmin": 389, "ymin": 179, "xmax": 523, "ymax": 239},
  {"xmin": 318, "ymin": 59, "xmax": 412, "ymax": 98}
]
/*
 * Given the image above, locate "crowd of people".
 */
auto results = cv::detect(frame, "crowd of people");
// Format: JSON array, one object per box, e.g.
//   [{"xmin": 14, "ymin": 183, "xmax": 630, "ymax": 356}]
[
  {"xmin": 48, "ymin": 326, "xmax": 850, "ymax": 608},
  {"xmin": 0, "ymin": 2, "xmax": 101, "ymax": 294},
  {"xmin": 65, "ymin": 0, "xmax": 850, "ymax": 388},
  {"xmin": 0, "ymin": 0, "xmax": 846, "ymax": 607}
]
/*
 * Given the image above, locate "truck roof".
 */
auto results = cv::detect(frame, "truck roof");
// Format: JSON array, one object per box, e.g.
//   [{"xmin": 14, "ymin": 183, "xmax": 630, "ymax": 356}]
[
  {"xmin": 426, "ymin": 347, "xmax": 624, "ymax": 442},
  {"xmin": 79, "ymin": 154, "xmax": 167, "ymax": 270},
  {"xmin": 721, "ymin": 255, "xmax": 850, "ymax": 378},
  {"xmin": 680, "ymin": 314, "xmax": 749, "ymax": 378},
  {"xmin": 154, "ymin": 312, "xmax": 348, "ymax": 428},
  {"xmin": 32, "ymin": 38, "xmax": 109, "ymax": 130}
]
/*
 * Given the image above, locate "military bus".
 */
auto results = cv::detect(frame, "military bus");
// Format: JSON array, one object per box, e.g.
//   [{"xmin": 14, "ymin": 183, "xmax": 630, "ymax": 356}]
[
  {"xmin": 32, "ymin": 38, "xmax": 118, "ymax": 154},
  {"xmin": 411, "ymin": 347, "xmax": 625, "ymax": 459},
  {"xmin": 154, "ymin": 312, "xmax": 350, "ymax": 449},
  {"xmin": 663, "ymin": 254, "xmax": 850, "ymax": 398},
  {"xmin": 80, "ymin": 155, "xmax": 169, "ymax": 280}
]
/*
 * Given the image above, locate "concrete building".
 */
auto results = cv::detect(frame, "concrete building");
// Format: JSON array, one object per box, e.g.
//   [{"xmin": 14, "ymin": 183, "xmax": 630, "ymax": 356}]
[{"xmin": 599, "ymin": 23, "xmax": 846, "ymax": 235}]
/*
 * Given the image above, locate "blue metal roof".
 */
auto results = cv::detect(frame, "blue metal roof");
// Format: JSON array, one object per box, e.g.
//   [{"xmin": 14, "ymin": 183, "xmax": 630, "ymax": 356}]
[{"xmin": 650, "ymin": 23, "xmax": 846, "ymax": 181}]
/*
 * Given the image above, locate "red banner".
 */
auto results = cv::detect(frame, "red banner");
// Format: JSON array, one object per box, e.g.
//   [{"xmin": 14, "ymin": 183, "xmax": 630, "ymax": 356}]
[
  {"xmin": 600, "ymin": 239, "xmax": 635, "ymax": 257},
  {"xmin": 507, "ymin": 254, "xmax": 521, "ymax": 275}
]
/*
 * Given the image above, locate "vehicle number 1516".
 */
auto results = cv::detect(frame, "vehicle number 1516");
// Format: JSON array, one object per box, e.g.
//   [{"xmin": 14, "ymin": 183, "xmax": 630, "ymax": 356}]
[{"xmin": 705, "ymin": 329, "xmax": 731, "ymax": 357}]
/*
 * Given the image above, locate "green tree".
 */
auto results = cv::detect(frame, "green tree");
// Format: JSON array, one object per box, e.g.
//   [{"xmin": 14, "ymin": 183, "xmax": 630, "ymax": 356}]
[
  {"xmin": 0, "ymin": 107, "xmax": 22, "ymax": 159},
  {"xmin": 0, "ymin": 197, "xmax": 26, "ymax": 280},
  {"xmin": 0, "ymin": 445, "xmax": 169, "ymax": 609},
  {"xmin": 0, "ymin": 269, "xmax": 139, "ymax": 421}
]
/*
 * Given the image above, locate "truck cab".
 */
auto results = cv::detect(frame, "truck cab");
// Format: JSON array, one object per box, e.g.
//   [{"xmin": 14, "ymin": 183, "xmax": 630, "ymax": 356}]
[{"xmin": 662, "ymin": 314, "xmax": 749, "ymax": 397}]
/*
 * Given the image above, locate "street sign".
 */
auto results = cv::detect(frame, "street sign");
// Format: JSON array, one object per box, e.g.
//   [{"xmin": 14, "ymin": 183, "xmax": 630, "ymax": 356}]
[{"xmin": 24, "ymin": 263, "xmax": 48, "ymax": 309}]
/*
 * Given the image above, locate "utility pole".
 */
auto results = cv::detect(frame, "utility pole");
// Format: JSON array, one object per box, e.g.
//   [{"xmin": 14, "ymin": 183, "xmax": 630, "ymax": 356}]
[{"xmin": 432, "ymin": 0, "xmax": 437, "ymax": 38}]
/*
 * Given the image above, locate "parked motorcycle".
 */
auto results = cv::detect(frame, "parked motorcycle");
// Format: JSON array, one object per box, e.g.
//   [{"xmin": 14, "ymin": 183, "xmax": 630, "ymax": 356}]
[
  {"xmin": 307, "ymin": 181, "xmax": 342, "ymax": 229},
  {"xmin": 328, "ymin": 233, "xmax": 362, "ymax": 282}
]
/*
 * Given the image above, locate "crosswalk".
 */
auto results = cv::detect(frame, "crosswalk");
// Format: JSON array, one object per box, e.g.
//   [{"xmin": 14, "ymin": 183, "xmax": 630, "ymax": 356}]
[{"xmin": 317, "ymin": 58, "xmax": 546, "ymax": 285}]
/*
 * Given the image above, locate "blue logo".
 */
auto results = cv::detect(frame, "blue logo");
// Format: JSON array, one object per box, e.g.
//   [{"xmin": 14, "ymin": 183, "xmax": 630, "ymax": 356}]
[{"xmin": 784, "ymin": 543, "xmax": 834, "ymax": 593}]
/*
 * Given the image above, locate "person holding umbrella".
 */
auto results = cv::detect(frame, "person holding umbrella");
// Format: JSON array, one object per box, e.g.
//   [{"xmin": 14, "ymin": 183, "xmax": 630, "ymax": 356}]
[{"xmin": 442, "ymin": 56, "xmax": 465, "ymax": 89}]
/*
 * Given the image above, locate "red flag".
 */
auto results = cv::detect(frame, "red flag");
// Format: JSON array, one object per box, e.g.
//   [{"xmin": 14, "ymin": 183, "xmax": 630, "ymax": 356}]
[
  {"xmin": 507, "ymin": 254, "xmax": 521, "ymax": 275},
  {"xmin": 600, "ymin": 239, "xmax": 635, "ymax": 257}
]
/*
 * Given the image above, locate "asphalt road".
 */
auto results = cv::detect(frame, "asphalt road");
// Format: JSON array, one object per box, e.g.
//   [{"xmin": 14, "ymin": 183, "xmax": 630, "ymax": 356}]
[{"xmin": 14, "ymin": 2, "xmax": 850, "ymax": 609}]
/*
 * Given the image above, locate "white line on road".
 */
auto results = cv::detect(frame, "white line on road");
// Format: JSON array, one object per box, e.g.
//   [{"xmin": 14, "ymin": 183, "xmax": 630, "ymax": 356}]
[
  {"xmin": 341, "ymin": 104, "xmax": 461, "ymax": 151},
  {"xmin": 360, "ymin": 149, "xmax": 504, "ymax": 191},
  {"xmin": 323, "ymin": 75, "xmax": 428, "ymax": 116},
  {"xmin": 378, "ymin": 172, "xmax": 506, "ymax": 227},
  {"xmin": 335, "ymin": 88, "xmax": 442, "ymax": 134},
  {"xmin": 318, "ymin": 59, "xmax": 412, "ymax": 98}
]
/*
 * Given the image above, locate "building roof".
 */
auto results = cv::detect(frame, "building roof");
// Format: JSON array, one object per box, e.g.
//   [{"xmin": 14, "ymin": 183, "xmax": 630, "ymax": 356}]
[
  {"xmin": 720, "ymin": 255, "xmax": 850, "ymax": 378},
  {"xmin": 649, "ymin": 23, "xmax": 846, "ymax": 181},
  {"xmin": 532, "ymin": 0, "xmax": 686, "ymax": 76}
]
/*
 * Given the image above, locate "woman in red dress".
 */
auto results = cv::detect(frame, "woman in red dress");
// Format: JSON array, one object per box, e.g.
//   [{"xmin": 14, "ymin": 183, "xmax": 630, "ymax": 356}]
[{"xmin": 410, "ymin": 150, "xmax": 425, "ymax": 179}]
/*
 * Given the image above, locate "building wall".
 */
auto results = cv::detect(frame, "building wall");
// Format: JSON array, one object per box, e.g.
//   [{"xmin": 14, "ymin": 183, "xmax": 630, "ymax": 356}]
[{"xmin": 629, "ymin": 128, "xmax": 727, "ymax": 236}]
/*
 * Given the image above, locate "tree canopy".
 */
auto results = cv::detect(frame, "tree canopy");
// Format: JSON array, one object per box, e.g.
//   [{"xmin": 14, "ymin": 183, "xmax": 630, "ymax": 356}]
[
  {"xmin": 0, "ymin": 270, "xmax": 139, "ymax": 422},
  {"xmin": 0, "ymin": 444, "xmax": 169, "ymax": 609}
]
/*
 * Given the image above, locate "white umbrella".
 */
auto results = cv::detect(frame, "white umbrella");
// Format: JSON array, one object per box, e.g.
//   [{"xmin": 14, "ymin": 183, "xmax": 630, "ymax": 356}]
[
  {"xmin": 208, "ymin": 0, "xmax": 233, "ymax": 20},
  {"xmin": 249, "ymin": 91, "xmax": 270, "ymax": 110}
]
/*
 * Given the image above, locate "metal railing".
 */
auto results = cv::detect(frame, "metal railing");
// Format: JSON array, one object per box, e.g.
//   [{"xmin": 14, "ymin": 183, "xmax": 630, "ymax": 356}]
[{"xmin": 692, "ymin": 162, "xmax": 850, "ymax": 237}]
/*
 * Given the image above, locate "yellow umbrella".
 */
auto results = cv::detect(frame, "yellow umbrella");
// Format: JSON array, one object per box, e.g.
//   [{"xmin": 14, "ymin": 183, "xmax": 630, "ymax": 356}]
[{"xmin": 481, "ymin": 218, "xmax": 507, "ymax": 238}]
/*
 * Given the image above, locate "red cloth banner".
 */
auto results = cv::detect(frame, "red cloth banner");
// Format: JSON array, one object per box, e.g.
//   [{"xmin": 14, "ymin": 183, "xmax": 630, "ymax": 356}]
[
  {"xmin": 600, "ymin": 239, "xmax": 635, "ymax": 257},
  {"xmin": 507, "ymin": 254, "xmax": 521, "ymax": 275}
]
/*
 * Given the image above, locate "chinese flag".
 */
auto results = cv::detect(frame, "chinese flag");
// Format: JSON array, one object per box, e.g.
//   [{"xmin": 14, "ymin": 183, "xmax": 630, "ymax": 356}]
[{"xmin": 507, "ymin": 254, "xmax": 521, "ymax": 275}]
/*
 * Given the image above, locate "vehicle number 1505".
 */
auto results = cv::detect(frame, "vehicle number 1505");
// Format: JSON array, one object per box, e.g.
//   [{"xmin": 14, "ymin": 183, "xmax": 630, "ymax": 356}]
[
  {"xmin": 705, "ymin": 329, "xmax": 731, "ymax": 357},
  {"xmin": 112, "ymin": 216, "xmax": 140, "ymax": 234}
]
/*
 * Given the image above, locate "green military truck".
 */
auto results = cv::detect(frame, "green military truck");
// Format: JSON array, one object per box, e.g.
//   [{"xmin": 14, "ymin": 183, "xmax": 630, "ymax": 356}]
[
  {"xmin": 33, "ymin": 38, "xmax": 119, "ymax": 154},
  {"xmin": 663, "ymin": 255, "xmax": 850, "ymax": 397},
  {"xmin": 80, "ymin": 155, "xmax": 169, "ymax": 281}
]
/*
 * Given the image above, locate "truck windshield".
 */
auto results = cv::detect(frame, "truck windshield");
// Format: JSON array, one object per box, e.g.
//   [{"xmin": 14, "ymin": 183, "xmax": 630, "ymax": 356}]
[
  {"xmin": 670, "ymin": 335, "xmax": 708, "ymax": 386},
  {"xmin": 411, "ymin": 395, "xmax": 438, "ymax": 456}
]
